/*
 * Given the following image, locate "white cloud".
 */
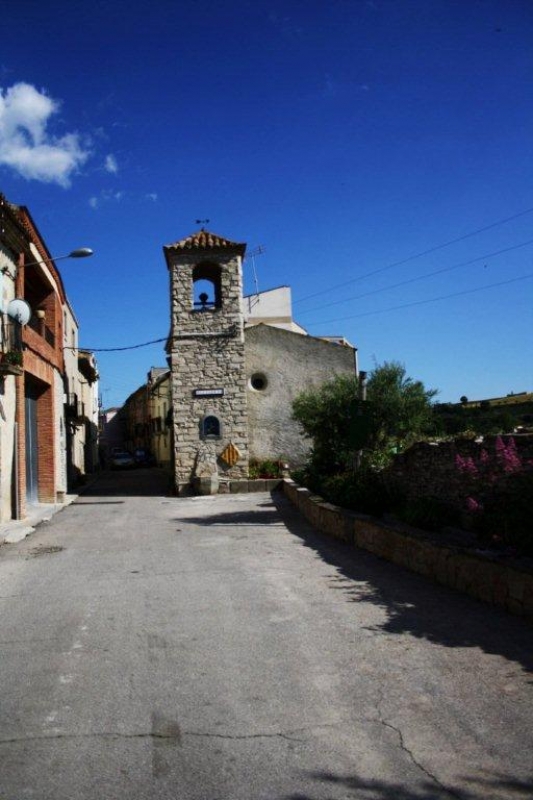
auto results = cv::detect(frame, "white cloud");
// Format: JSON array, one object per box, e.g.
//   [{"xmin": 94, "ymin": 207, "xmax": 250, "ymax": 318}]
[
  {"xmin": 105, "ymin": 153, "xmax": 118, "ymax": 173},
  {"xmin": 88, "ymin": 189, "xmax": 125, "ymax": 209},
  {"xmin": 146, "ymin": 193, "xmax": 158, "ymax": 202},
  {"xmin": 0, "ymin": 82, "xmax": 90, "ymax": 187}
]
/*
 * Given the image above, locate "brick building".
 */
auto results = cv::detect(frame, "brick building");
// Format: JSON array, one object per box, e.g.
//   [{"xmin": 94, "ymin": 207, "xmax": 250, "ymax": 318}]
[{"xmin": 0, "ymin": 195, "xmax": 96, "ymax": 520}]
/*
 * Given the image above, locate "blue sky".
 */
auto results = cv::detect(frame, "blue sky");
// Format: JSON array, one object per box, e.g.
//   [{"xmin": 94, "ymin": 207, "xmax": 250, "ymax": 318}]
[{"xmin": 1, "ymin": 0, "xmax": 531, "ymax": 407}]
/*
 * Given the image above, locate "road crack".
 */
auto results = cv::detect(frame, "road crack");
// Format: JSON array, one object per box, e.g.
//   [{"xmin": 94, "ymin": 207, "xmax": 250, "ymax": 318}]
[
  {"xmin": 376, "ymin": 689, "xmax": 464, "ymax": 800},
  {"xmin": 0, "ymin": 728, "xmax": 304, "ymax": 746},
  {"xmin": 183, "ymin": 730, "xmax": 303, "ymax": 743}
]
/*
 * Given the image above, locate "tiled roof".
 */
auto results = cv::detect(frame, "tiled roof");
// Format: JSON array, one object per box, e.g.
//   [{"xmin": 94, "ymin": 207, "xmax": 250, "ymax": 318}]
[{"xmin": 165, "ymin": 229, "xmax": 246, "ymax": 255}]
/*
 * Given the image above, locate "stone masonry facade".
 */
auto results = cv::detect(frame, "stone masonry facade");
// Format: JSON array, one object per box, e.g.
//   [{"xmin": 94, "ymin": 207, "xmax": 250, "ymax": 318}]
[{"xmin": 165, "ymin": 235, "xmax": 249, "ymax": 494}]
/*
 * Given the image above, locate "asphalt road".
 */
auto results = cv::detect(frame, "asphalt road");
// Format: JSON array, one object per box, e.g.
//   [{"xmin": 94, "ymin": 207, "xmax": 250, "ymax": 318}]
[{"xmin": 0, "ymin": 468, "xmax": 532, "ymax": 800}]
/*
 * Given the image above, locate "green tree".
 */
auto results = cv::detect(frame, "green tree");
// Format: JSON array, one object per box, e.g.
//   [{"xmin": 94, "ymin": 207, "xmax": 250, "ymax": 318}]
[
  {"xmin": 292, "ymin": 362, "xmax": 438, "ymax": 475},
  {"xmin": 292, "ymin": 374, "xmax": 358, "ymax": 475},
  {"xmin": 366, "ymin": 361, "xmax": 438, "ymax": 457}
]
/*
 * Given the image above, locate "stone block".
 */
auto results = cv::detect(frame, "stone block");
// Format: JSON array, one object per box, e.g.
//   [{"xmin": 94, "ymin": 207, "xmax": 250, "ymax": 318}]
[
  {"xmin": 505, "ymin": 596, "xmax": 525, "ymax": 616},
  {"xmin": 508, "ymin": 573, "xmax": 527, "ymax": 602},
  {"xmin": 296, "ymin": 487, "xmax": 312, "ymax": 509},
  {"xmin": 492, "ymin": 575, "xmax": 509, "ymax": 606},
  {"xmin": 193, "ymin": 475, "xmax": 219, "ymax": 495},
  {"xmin": 229, "ymin": 480, "xmax": 249, "ymax": 494},
  {"xmin": 521, "ymin": 590, "xmax": 533, "ymax": 617}
]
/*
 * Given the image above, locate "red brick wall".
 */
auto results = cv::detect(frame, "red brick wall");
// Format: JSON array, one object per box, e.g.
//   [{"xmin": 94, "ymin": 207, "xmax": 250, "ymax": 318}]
[
  {"xmin": 36, "ymin": 382, "xmax": 55, "ymax": 503},
  {"xmin": 17, "ymin": 351, "xmax": 59, "ymax": 512}
]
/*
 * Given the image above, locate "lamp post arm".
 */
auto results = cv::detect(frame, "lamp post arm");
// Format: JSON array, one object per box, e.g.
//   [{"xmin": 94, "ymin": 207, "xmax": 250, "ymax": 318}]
[{"xmin": 21, "ymin": 248, "xmax": 94, "ymax": 268}]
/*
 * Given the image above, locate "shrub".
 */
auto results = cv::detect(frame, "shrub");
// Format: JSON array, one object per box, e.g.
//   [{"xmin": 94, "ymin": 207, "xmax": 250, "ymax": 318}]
[
  {"xmin": 2, "ymin": 349, "xmax": 23, "ymax": 366},
  {"xmin": 249, "ymin": 459, "xmax": 282, "ymax": 479},
  {"xmin": 474, "ymin": 470, "xmax": 533, "ymax": 557},
  {"xmin": 320, "ymin": 469, "xmax": 404, "ymax": 517},
  {"xmin": 395, "ymin": 496, "xmax": 461, "ymax": 531}
]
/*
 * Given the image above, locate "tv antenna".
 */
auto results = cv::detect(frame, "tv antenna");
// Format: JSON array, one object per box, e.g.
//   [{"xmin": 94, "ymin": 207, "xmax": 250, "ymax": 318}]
[{"xmin": 245, "ymin": 245, "xmax": 266, "ymax": 307}]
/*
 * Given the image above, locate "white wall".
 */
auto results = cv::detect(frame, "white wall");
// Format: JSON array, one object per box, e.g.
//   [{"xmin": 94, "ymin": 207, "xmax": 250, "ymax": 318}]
[
  {"xmin": 245, "ymin": 324, "xmax": 357, "ymax": 466},
  {"xmin": 0, "ymin": 246, "xmax": 17, "ymax": 520},
  {"xmin": 244, "ymin": 286, "xmax": 307, "ymax": 334}
]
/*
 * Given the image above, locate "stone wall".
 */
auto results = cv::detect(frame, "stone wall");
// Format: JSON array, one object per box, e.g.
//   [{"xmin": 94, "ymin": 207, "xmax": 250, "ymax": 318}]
[
  {"xmin": 385, "ymin": 434, "xmax": 533, "ymax": 507},
  {"xmin": 245, "ymin": 324, "xmax": 357, "ymax": 466},
  {"xmin": 283, "ymin": 479, "xmax": 533, "ymax": 619}
]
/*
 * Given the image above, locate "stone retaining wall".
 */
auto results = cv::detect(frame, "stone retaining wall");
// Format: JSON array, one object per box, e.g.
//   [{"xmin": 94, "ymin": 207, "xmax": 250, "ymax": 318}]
[
  {"xmin": 385, "ymin": 434, "xmax": 533, "ymax": 507},
  {"xmin": 220, "ymin": 478, "xmax": 282, "ymax": 494},
  {"xmin": 282, "ymin": 479, "xmax": 533, "ymax": 620}
]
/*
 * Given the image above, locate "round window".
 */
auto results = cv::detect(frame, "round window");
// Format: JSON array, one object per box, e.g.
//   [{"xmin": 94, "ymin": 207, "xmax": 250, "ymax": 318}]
[{"xmin": 250, "ymin": 372, "xmax": 268, "ymax": 391}]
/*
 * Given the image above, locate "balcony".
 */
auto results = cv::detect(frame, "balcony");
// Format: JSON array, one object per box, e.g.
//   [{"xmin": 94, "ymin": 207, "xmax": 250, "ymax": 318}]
[
  {"xmin": 0, "ymin": 350, "xmax": 23, "ymax": 376},
  {"xmin": 1, "ymin": 322, "xmax": 24, "ymax": 375},
  {"xmin": 78, "ymin": 352, "xmax": 98, "ymax": 384},
  {"xmin": 27, "ymin": 316, "xmax": 55, "ymax": 347},
  {"xmin": 65, "ymin": 393, "xmax": 86, "ymax": 424}
]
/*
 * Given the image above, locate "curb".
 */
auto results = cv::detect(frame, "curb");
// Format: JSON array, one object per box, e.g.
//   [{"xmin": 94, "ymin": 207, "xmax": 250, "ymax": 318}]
[
  {"xmin": 0, "ymin": 494, "xmax": 79, "ymax": 547},
  {"xmin": 282, "ymin": 478, "xmax": 533, "ymax": 620}
]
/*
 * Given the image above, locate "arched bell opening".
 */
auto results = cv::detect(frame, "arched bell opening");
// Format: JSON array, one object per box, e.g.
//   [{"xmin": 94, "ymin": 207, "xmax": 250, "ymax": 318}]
[{"xmin": 192, "ymin": 262, "xmax": 222, "ymax": 311}]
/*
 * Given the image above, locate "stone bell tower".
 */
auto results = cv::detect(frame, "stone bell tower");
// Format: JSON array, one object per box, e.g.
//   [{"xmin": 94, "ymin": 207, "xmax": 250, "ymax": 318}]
[{"xmin": 164, "ymin": 229, "xmax": 249, "ymax": 494}]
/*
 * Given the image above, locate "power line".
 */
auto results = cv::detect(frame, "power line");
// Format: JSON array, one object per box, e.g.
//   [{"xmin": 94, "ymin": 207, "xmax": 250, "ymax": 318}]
[
  {"xmin": 294, "ymin": 205, "xmax": 533, "ymax": 305},
  {"xmin": 64, "ymin": 336, "xmax": 167, "ymax": 353},
  {"xmin": 308, "ymin": 273, "xmax": 533, "ymax": 328},
  {"xmin": 297, "ymin": 238, "xmax": 533, "ymax": 317},
  {"xmin": 68, "ymin": 270, "xmax": 532, "ymax": 351}
]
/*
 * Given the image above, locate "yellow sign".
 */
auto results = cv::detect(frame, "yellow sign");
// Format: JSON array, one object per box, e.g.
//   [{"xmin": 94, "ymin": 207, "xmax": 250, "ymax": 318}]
[{"xmin": 219, "ymin": 442, "xmax": 240, "ymax": 467}]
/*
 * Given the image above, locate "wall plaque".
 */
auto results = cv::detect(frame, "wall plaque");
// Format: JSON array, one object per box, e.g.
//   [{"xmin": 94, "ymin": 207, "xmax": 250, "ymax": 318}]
[{"xmin": 193, "ymin": 388, "xmax": 225, "ymax": 398}]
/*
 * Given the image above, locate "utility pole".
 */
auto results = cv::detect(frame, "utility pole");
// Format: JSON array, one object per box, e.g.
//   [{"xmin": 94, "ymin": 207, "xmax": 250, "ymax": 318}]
[{"xmin": 354, "ymin": 370, "xmax": 367, "ymax": 471}]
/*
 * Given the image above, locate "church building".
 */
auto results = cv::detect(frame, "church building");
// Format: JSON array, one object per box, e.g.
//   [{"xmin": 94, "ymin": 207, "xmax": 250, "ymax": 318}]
[{"xmin": 164, "ymin": 229, "xmax": 357, "ymax": 495}]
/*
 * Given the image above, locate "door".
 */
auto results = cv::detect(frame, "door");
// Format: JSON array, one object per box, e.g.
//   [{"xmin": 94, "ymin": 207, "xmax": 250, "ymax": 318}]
[{"xmin": 25, "ymin": 385, "xmax": 39, "ymax": 504}]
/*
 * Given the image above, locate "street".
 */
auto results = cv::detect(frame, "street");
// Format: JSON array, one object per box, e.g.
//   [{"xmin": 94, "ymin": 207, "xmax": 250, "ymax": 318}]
[{"xmin": 0, "ymin": 468, "xmax": 532, "ymax": 800}]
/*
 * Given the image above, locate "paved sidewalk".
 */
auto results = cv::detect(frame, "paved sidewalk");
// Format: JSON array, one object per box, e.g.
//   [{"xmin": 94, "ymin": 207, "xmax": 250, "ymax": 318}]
[
  {"xmin": 0, "ymin": 474, "xmax": 103, "ymax": 545},
  {"xmin": 0, "ymin": 497, "xmax": 78, "ymax": 545}
]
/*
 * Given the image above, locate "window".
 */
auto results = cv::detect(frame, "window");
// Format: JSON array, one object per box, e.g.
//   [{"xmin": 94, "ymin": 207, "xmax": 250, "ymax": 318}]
[{"xmin": 250, "ymin": 372, "xmax": 268, "ymax": 391}]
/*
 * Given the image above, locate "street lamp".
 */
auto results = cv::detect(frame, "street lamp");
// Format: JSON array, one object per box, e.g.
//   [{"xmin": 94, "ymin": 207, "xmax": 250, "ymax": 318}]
[
  {"xmin": 1, "ymin": 248, "xmax": 93, "ymax": 278},
  {"xmin": 21, "ymin": 248, "xmax": 94, "ymax": 268}
]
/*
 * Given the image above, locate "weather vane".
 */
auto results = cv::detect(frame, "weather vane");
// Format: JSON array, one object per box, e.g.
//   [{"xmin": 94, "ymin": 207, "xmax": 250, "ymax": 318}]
[{"xmin": 195, "ymin": 218, "xmax": 210, "ymax": 231}]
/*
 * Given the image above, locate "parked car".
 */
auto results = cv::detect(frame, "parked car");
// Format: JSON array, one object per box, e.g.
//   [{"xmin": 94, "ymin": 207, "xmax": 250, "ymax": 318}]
[
  {"xmin": 110, "ymin": 451, "xmax": 135, "ymax": 470},
  {"xmin": 133, "ymin": 448, "xmax": 154, "ymax": 467}
]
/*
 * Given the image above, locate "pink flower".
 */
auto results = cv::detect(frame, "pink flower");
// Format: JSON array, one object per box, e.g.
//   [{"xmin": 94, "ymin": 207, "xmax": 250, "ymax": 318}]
[
  {"xmin": 463, "ymin": 456, "xmax": 478, "ymax": 476},
  {"xmin": 455, "ymin": 453, "xmax": 477, "ymax": 473},
  {"xmin": 495, "ymin": 435, "xmax": 505, "ymax": 453},
  {"xmin": 466, "ymin": 497, "xmax": 481, "ymax": 513},
  {"xmin": 455, "ymin": 453, "xmax": 466, "ymax": 470}
]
